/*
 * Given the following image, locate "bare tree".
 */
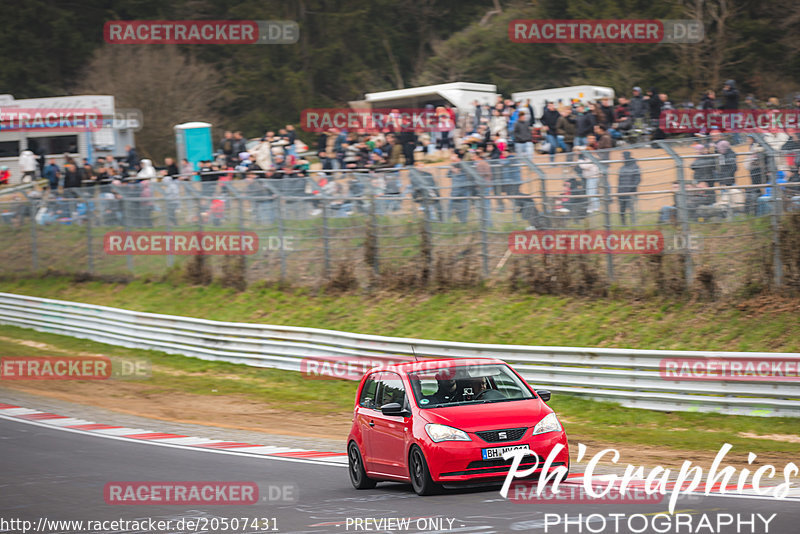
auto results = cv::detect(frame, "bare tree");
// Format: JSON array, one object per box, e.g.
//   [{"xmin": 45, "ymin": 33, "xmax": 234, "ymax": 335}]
[
  {"xmin": 675, "ymin": 0, "xmax": 751, "ymax": 98},
  {"xmin": 72, "ymin": 45, "xmax": 224, "ymax": 163}
]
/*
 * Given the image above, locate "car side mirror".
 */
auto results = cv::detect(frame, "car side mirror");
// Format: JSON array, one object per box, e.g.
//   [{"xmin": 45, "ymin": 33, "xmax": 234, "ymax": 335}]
[
  {"xmin": 380, "ymin": 402, "xmax": 408, "ymax": 416},
  {"xmin": 536, "ymin": 390, "xmax": 551, "ymax": 403}
]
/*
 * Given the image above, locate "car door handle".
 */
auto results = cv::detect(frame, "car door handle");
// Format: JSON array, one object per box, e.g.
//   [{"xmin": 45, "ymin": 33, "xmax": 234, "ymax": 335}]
[{"xmin": 369, "ymin": 420, "xmax": 375, "ymax": 427}]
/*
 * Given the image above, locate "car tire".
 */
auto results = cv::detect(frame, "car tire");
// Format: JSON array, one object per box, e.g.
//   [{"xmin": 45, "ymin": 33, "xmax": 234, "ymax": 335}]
[
  {"xmin": 348, "ymin": 442, "xmax": 377, "ymax": 490},
  {"xmin": 409, "ymin": 445, "xmax": 441, "ymax": 496}
]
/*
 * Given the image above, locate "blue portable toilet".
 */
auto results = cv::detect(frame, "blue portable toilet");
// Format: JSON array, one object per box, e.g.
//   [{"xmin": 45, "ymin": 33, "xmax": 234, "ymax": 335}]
[{"xmin": 174, "ymin": 122, "xmax": 213, "ymax": 171}]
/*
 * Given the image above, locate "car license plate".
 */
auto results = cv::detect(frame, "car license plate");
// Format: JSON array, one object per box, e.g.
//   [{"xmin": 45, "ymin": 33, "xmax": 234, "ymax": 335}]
[{"xmin": 481, "ymin": 444, "xmax": 530, "ymax": 460}]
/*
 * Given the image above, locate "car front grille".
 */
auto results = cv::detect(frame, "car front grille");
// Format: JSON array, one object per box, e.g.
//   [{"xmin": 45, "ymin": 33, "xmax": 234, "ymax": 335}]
[{"xmin": 475, "ymin": 427, "xmax": 527, "ymax": 443}]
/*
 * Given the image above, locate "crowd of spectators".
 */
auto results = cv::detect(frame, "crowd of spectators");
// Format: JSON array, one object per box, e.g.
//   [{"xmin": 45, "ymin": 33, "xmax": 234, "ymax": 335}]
[{"xmin": 9, "ymin": 80, "xmax": 800, "ymax": 228}]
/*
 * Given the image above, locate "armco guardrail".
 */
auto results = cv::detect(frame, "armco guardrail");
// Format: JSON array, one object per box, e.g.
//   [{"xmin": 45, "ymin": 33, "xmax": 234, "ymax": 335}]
[{"xmin": 1, "ymin": 292, "xmax": 798, "ymax": 417}]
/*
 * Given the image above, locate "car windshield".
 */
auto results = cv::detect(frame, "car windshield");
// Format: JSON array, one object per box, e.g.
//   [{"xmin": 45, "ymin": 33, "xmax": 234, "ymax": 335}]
[{"xmin": 407, "ymin": 364, "xmax": 534, "ymax": 409}]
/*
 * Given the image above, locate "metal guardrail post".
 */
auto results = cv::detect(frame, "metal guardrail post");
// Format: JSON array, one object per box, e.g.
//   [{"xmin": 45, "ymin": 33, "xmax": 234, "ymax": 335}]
[
  {"xmin": 583, "ymin": 151, "xmax": 614, "ymax": 282},
  {"xmin": 748, "ymin": 133, "xmax": 783, "ymax": 287},
  {"xmin": 656, "ymin": 141, "xmax": 694, "ymax": 287}
]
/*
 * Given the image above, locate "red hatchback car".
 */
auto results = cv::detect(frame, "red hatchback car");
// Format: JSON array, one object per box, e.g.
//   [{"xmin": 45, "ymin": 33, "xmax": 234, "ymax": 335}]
[{"xmin": 347, "ymin": 358, "xmax": 569, "ymax": 495}]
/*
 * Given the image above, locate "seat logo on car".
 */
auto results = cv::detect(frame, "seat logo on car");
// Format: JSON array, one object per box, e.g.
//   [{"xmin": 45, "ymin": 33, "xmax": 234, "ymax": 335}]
[{"xmin": 498, "ymin": 432, "xmax": 508, "ymax": 440}]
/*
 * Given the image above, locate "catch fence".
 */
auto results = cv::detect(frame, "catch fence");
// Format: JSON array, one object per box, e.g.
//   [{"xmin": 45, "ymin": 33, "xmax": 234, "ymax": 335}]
[{"xmin": 1, "ymin": 134, "xmax": 798, "ymax": 296}]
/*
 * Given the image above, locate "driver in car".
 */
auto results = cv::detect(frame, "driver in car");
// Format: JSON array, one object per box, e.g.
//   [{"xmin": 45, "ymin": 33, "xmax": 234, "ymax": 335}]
[{"xmin": 461, "ymin": 377, "xmax": 488, "ymax": 401}]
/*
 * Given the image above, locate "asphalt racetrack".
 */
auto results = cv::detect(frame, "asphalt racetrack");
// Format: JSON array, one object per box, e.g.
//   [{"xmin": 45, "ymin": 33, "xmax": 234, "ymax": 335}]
[{"xmin": 2, "ymin": 412, "xmax": 799, "ymax": 534}]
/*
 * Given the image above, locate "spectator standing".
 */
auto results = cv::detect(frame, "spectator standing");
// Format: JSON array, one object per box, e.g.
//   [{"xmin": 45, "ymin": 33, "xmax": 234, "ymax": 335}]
[
  {"xmin": 577, "ymin": 150, "xmax": 600, "ymax": 213},
  {"xmin": 512, "ymin": 109, "xmax": 533, "ymax": 158},
  {"xmin": 617, "ymin": 151, "xmax": 641, "ymax": 224},
  {"xmin": 43, "ymin": 160, "xmax": 60, "ymax": 190},
  {"xmin": 124, "ymin": 145, "xmax": 140, "ymax": 173},
  {"xmin": 164, "ymin": 157, "xmax": 179, "ymax": 177},
  {"xmin": 555, "ymin": 106, "xmax": 576, "ymax": 160},
  {"xmin": 219, "ymin": 131, "xmax": 235, "ymax": 164},
  {"xmin": 540, "ymin": 101, "xmax": 560, "ymax": 161},
  {"xmin": 574, "ymin": 104, "xmax": 595, "ymax": 148},
  {"xmin": 180, "ymin": 158, "xmax": 194, "ymax": 178},
  {"xmin": 699, "ymin": 90, "xmax": 717, "ymax": 110},
  {"xmin": 232, "ymin": 131, "xmax": 247, "ymax": 158},
  {"xmin": 715, "ymin": 140, "xmax": 737, "ymax": 186},
  {"xmin": 721, "ymin": 80, "xmax": 741, "ymax": 144},
  {"xmin": 412, "ymin": 160, "xmax": 442, "ymax": 221},
  {"xmin": 19, "ymin": 150, "xmax": 37, "ymax": 182},
  {"xmin": 691, "ymin": 144, "xmax": 716, "ymax": 186},
  {"xmin": 615, "ymin": 97, "xmax": 632, "ymax": 136},
  {"xmin": 489, "ymin": 109, "xmax": 508, "ymax": 139},
  {"xmin": 630, "ymin": 86, "xmax": 647, "ymax": 123},
  {"xmin": 721, "ymin": 80, "xmax": 739, "ymax": 110},
  {"xmin": 63, "ymin": 162, "xmax": 83, "ymax": 195}
]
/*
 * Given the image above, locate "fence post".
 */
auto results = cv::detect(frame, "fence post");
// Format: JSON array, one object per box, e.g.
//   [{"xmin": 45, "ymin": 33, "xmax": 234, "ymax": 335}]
[
  {"xmin": 30, "ymin": 197, "xmax": 38, "ymax": 271},
  {"xmin": 369, "ymin": 188, "xmax": 379, "ymax": 276},
  {"xmin": 521, "ymin": 156, "xmax": 550, "ymax": 228},
  {"xmin": 112, "ymin": 183, "xmax": 134, "ymax": 273},
  {"xmin": 459, "ymin": 161, "xmax": 490, "ymax": 277},
  {"xmin": 321, "ymin": 195, "xmax": 331, "ymax": 279},
  {"xmin": 748, "ymin": 133, "xmax": 783, "ymax": 287},
  {"xmin": 86, "ymin": 194, "xmax": 94, "ymax": 274},
  {"xmin": 583, "ymin": 151, "xmax": 614, "ymax": 282},
  {"xmin": 224, "ymin": 182, "xmax": 247, "ymax": 273},
  {"xmin": 656, "ymin": 141, "xmax": 694, "ymax": 287}
]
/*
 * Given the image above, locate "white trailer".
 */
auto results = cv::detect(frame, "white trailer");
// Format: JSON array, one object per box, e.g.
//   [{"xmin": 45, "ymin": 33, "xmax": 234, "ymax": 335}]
[
  {"xmin": 511, "ymin": 85, "xmax": 615, "ymax": 123},
  {"xmin": 360, "ymin": 82, "xmax": 499, "ymax": 113},
  {"xmin": 0, "ymin": 94, "xmax": 137, "ymax": 185}
]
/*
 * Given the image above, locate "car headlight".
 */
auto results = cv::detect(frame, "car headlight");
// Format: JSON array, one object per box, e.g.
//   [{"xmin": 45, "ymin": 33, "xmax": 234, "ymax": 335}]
[
  {"xmin": 532, "ymin": 413, "xmax": 562, "ymax": 435},
  {"xmin": 424, "ymin": 423, "xmax": 471, "ymax": 442}
]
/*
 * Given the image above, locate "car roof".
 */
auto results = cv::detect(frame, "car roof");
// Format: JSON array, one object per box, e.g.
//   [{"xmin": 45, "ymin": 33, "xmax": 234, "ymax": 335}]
[{"xmin": 370, "ymin": 357, "xmax": 507, "ymax": 375}]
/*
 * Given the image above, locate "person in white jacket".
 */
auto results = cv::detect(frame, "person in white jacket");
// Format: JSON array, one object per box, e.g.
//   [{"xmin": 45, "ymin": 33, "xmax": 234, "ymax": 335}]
[
  {"xmin": 19, "ymin": 150, "xmax": 38, "ymax": 182},
  {"xmin": 576, "ymin": 149, "xmax": 601, "ymax": 213},
  {"xmin": 136, "ymin": 159, "xmax": 157, "ymax": 180}
]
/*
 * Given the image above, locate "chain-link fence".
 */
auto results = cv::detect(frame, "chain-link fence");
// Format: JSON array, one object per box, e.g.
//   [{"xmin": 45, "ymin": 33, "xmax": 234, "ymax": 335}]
[{"xmin": 1, "ymin": 133, "xmax": 799, "ymax": 297}]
